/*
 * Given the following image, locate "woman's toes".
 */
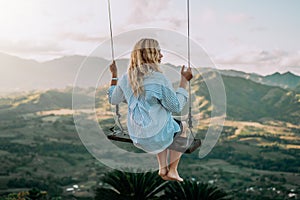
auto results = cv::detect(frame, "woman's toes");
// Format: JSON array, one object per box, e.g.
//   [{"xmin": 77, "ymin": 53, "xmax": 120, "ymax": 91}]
[
  {"xmin": 161, "ymin": 175, "xmax": 172, "ymax": 181},
  {"xmin": 177, "ymin": 177, "xmax": 184, "ymax": 182},
  {"xmin": 166, "ymin": 171, "xmax": 184, "ymax": 182}
]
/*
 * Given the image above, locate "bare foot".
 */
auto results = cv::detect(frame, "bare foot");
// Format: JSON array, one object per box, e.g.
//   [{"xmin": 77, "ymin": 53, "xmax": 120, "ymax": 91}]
[
  {"xmin": 158, "ymin": 167, "xmax": 168, "ymax": 177},
  {"xmin": 158, "ymin": 167, "xmax": 173, "ymax": 181},
  {"xmin": 166, "ymin": 169, "xmax": 184, "ymax": 182}
]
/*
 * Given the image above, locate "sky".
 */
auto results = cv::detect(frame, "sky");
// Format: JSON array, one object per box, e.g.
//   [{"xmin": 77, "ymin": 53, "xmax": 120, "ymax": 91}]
[{"xmin": 0, "ymin": 0, "xmax": 299, "ymax": 75}]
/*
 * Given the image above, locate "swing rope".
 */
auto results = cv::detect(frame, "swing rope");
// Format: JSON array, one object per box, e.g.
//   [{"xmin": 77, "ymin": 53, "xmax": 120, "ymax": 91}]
[
  {"xmin": 107, "ymin": 0, "xmax": 124, "ymax": 132},
  {"xmin": 187, "ymin": 0, "xmax": 196, "ymax": 139},
  {"xmin": 107, "ymin": 0, "xmax": 114, "ymax": 60}
]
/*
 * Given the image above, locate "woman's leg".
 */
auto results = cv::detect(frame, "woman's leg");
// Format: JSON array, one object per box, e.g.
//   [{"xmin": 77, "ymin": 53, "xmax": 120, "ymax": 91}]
[
  {"xmin": 157, "ymin": 149, "xmax": 168, "ymax": 177},
  {"xmin": 157, "ymin": 149, "xmax": 175, "ymax": 181},
  {"xmin": 166, "ymin": 122, "xmax": 188, "ymax": 182},
  {"xmin": 167, "ymin": 150, "xmax": 183, "ymax": 181}
]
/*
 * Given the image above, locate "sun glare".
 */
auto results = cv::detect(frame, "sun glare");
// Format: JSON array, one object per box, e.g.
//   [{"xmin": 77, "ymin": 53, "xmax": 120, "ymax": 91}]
[{"xmin": 0, "ymin": 1, "xmax": 37, "ymax": 38}]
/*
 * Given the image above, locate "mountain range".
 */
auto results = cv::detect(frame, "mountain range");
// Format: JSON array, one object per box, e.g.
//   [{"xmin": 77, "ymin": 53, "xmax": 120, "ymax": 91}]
[
  {"xmin": 220, "ymin": 69, "xmax": 300, "ymax": 89},
  {"xmin": 0, "ymin": 73, "xmax": 299, "ymax": 125},
  {"xmin": 0, "ymin": 52, "xmax": 300, "ymax": 95}
]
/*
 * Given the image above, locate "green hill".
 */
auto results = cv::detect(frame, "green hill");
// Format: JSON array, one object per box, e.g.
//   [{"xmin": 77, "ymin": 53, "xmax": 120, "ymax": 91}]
[
  {"xmin": 189, "ymin": 72, "xmax": 300, "ymax": 124},
  {"xmin": 222, "ymin": 75, "xmax": 299, "ymax": 124},
  {"xmin": 0, "ymin": 88, "xmax": 94, "ymax": 120},
  {"xmin": 295, "ymin": 83, "xmax": 300, "ymax": 93}
]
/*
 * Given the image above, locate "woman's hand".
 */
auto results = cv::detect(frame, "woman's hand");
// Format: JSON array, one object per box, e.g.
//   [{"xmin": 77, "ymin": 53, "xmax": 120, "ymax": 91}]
[
  {"xmin": 109, "ymin": 60, "xmax": 118, "ymax": 77},
  {"xmin": 181, "ymin": 65, "xmax": 193, "ymax": 81},
  {"xmin": 179, "ymin": 65, "xmax": 193, "ymax": 89},
  {"xmin": 110, "ymin": 60, "xmax": 118, "ymax": 86}
]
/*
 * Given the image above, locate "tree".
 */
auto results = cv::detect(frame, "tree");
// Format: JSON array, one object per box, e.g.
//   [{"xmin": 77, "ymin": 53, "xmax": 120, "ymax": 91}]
[
  {"xmin": 27, "ymin": 188, "xmax": 47, "ymax": 200},
  {"xmin": 0, "ymin": 188, "xmax": 48, "ymax": 200}
]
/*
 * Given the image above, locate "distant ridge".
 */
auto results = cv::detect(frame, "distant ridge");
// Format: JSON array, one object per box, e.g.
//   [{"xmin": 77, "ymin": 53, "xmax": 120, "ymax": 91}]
[
  {"xmin": 0, "ymin": 52, "xmax": 299, "ymax": 92},
  {"xmin": 264, "ymin": 71, "xmax": 300, "ymax": 89},
  {"xmin": 220, "ymin": 69, "xmax": 300, "ymax": 89}
]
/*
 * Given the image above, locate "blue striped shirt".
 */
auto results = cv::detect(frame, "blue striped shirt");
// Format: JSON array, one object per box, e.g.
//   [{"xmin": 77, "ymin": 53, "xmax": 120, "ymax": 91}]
[{"xmin": 108, "ymin": 71, "xmax": 188, "ymax": 154}]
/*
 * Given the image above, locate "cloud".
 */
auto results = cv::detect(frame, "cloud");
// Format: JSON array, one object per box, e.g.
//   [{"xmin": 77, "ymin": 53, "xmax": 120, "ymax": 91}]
[
  {"xmin": 215, "ymin": 49, "xmax": 300, "ymax": 75},
  {"xmin": 225, "ymin": 13, "xmax": 254, "ymax": 23},
  {"xmin": 249, "ymin": 26, "xmax": 268, "ymax": 32},
  {"xmin": 199, "ymin": 8, "xmax": 216, "ymax": 24},
  {"xmin": 279, "ymin": 51, "xmax": 300, "ymax": 67},
  {"xmin": 165, "ymin": 17, "xmax": 186, "ymax": 30},
  {"xmin": 216, "ymin": 49, "xmax": 283, "ymax": 65},
  {"xmin": 128, "ymin": 0, "xmax": 171, "ymax": 23},
  {"xmin": 125, "ymin": 0, "xmax": 185, "ymax": 30},
  {"xmin": 0, "ymin": 39, "xmax": 64, "ymax": 55},
  {"xmin": 228, "ymin": 37, "xmax": 242, "ymax": 46},
  {"xmin": 57, "ymin": 32, "xmax": 107, "ymax": 43},
  {"xmin": 0, "ymin": 39, "xmax": 68, "ymax": 61}
]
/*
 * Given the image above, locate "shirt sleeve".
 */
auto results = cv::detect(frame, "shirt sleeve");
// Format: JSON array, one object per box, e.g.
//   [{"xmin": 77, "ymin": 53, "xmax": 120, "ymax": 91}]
[
  {"xmin": 160, "ymin": 85, "xmax": 188, "ymax": 113},
  {"xmin": 107, "ymin": 85, "xmax": 126, "ymax": 105}
]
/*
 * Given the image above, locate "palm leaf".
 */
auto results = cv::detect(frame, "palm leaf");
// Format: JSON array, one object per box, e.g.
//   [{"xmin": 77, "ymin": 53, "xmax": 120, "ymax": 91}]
[
  {"xmin": 97, "ymin": 170, "xmax": 167, "ymax": 200},
  {"xmin": 94, "ymin": 188, "xmax": 125, "ymax": 200},
  {"xmin": 162, "ymin": 180, "xmax": 230, "ymax": 200}
]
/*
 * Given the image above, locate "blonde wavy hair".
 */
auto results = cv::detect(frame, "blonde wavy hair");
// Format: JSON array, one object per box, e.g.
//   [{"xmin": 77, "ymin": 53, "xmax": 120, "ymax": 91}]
[{"xmin": 128, "ymin": 38, "xmax": 162, "ymax": 96}]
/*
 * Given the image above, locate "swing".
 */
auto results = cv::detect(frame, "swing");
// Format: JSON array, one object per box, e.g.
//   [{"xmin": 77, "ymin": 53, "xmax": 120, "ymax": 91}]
[{"xmin": 105, "ymin": 0, "xmax": 201, "ymax": 154}]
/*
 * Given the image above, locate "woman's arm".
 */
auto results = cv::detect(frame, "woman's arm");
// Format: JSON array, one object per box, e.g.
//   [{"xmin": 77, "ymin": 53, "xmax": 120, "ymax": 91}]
[
  {"xmin": 108, "ymin": 85, "xmax": 125, "ymax": 105},
  {"xmin": 160, "ymin": 86, "xmax": 188, "ymax": 113},
  {"xmin": 159, "ymin": 66, "xmax": 193, "ymax": 113},
  {"xmin": 107, "ymin": 61, "xmax": 125, "ymax": 105}
]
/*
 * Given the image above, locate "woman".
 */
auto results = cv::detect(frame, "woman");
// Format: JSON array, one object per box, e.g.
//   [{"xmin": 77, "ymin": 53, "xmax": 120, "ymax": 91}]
[{"xmin": 107, "ymin": 38, "xmax": 193, "ymax": 181}]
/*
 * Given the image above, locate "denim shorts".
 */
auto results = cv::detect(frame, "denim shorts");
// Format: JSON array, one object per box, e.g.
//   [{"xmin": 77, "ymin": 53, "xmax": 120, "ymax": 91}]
[{"xmin": 173, "ymin": 119, "xmax": 183, "ymax": 138}]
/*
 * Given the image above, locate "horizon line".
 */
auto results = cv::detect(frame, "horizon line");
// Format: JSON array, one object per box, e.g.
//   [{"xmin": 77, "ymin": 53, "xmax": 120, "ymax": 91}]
[{"xmin": 0, "ymin": 51, "xmax": 299, "ymax": 76}]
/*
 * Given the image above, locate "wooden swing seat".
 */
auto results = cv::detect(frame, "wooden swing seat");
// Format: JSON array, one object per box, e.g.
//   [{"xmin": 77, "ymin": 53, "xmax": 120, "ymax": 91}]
[{"xmin": 107, "ymin": 130, "xmax": 201, "ymax": 154}]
